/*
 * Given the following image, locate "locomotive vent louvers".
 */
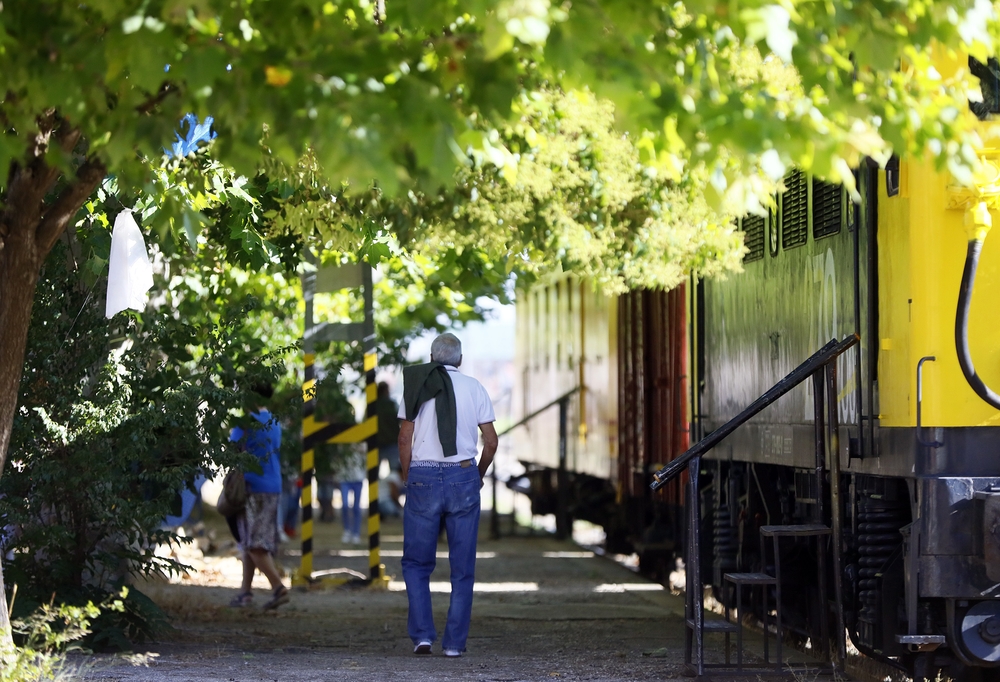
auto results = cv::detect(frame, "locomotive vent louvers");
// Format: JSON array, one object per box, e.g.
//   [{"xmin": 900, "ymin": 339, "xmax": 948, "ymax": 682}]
[
  {"xmin": 969, "ymin": 56, "xmax": 1000, "ymax": 120},
  {"xmin": 812, "ymin": 179, "xmax": 842, "ymax": 239},
  {"xmin": 856, "ymin": 494, "xmax": 908, "ymax": 648},
  {"xmin": 741, "ymin": 215, "xmax": 765, "ymax": 262},
  {"xmin": 781, "ymin": 170, "xmax": 809, "ymax": 249}
]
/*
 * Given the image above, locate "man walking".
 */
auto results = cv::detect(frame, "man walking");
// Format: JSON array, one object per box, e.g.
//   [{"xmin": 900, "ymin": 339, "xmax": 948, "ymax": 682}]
[{"xmin": 398, "ymin": 333, "xmax": 498, "ymax": 658}]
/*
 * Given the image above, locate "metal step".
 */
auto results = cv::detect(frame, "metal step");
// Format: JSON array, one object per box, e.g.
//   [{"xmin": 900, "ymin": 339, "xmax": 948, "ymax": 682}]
[
  {"xmin": 686, "ymin": 618, "xmax": 739, "ymax": 633},
  {"xmin": 760, "ymin": 523, "xmax": 830, "ymax": 537},
  {"xmin": 724, "ymin": 571, "xmax": 776, "ymax": 585}
]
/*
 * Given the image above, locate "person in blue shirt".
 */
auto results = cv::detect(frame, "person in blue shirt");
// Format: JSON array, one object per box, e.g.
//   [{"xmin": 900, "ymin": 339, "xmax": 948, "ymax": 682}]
[{"xmin": 228, "ymin": 383, "xmax": 289, "ymax": 610}]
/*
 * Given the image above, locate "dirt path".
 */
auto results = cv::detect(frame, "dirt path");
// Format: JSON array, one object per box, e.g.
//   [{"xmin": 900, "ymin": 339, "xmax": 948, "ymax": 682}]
[{"xmin": 76, "ymin": 514, "xmax": 694, "ymax": 681}]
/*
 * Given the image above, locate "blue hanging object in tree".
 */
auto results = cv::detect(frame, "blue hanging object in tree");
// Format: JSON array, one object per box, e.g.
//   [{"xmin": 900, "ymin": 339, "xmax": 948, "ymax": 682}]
[{"xmin": 169, "ymin": 113, "xmax": 216, "ymax": 158}]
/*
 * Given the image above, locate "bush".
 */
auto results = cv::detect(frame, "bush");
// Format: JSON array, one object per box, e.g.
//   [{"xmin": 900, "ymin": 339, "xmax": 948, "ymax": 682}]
[{"xmin": 1, "ymin": 244, "xmax": 289, "ymax": 648}]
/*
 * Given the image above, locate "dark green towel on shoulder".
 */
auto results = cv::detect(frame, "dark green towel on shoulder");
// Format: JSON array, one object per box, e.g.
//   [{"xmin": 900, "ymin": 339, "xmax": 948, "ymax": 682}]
[{"xmin": 402, "ymin": 362, "xmax": 458, "ymax": 457}]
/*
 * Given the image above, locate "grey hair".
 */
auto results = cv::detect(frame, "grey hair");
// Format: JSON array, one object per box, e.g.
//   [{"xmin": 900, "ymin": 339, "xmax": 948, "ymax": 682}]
[{"xmin": 430, "ymin": 333, "xmax": 462, "ymax": 366}]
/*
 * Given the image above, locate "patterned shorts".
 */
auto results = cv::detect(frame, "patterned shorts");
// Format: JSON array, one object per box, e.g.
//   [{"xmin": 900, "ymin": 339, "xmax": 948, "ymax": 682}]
[{"xmin": 237, "ymin": 493, "xmax": 280, "ymax": 555}]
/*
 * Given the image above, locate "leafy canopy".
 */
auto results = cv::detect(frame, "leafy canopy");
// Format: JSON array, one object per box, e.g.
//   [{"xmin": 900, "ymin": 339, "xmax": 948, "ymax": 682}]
[{"xmin": 3, "ymin": 1, "xmax": 999, "ymax": 213}]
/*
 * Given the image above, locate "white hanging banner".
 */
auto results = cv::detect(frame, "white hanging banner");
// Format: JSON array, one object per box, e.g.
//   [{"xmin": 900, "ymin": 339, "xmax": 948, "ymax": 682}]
[{"xmin": 105, "ymin": 210, "xmax": 154, "ymax": 318}]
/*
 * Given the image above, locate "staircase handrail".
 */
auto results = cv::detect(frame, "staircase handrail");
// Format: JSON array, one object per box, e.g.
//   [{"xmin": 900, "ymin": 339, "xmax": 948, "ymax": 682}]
[
  {"xmin": 497, "ymin": 386, "xmax": 581, "ymax": 439},
  {"xmin": 650, "ymin": 334, "xmax": 859, "ymax": 491}
]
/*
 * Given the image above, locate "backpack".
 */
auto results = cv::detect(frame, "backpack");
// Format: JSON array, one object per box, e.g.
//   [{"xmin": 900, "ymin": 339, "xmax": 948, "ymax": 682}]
[{"xmin": 216, "ymin": 469, "xmax": 247, "ymax": 517}]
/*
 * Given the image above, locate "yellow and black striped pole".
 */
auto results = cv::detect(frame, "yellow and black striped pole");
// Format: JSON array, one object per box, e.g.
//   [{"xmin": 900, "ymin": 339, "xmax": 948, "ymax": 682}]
[
  {"xmin": 363, "ymin": 350, "xmax": 382, "ymax": 581},
  {"xmin": 299, "ymin": 258, "xmax": 319, "ymax": 584},
  {"xmin": 300, "ymin": 352, "xmax": 318, "ymax": 580},
  {"xmin": 361, "ymin": 264, "xmax": 384, "ymax": 583},
  {"xmin": 295, "ymin": 259, "xmax": 384, "ymax": 587}
]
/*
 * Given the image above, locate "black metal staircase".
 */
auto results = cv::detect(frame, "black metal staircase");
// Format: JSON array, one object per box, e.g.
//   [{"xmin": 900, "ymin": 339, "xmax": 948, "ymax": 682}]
[{"xmin": 652, "ymin": 335, "xmax": 858, "ymax": 676}]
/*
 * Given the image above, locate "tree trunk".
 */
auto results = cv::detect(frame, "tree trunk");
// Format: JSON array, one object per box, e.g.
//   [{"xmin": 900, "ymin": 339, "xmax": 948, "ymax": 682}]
[
  {"xmin": 0, "ymin": 553, "xmax": 11, "ymax": 656},
  {"xmin": 0, "ymin": 116, "xmax": 106, "ymax": 648},
  {"xmin": 0, "ymin": 166, "xmax": 50, "ymax": 650}
]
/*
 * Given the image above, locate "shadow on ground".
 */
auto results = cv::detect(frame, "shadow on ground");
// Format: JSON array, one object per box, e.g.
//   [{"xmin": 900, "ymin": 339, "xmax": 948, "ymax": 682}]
[{"xmin": 77, "ymin": 509, "xmax": 693, "ymax": 681}]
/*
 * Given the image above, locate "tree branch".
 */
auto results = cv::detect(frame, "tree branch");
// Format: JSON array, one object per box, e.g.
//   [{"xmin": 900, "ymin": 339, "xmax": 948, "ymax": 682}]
[
  {"xmin": 0, "ymin": 111, "xmax": 97, "ymax": 259},
  {"xmin": 51, "ymin": 119, "xmax": 82, "ymax": 156},
  {"xmin": 35, "ymin": 156, "xmax": 107, "ymax": 254},
  {"xmin": 4, "ymin": 112, "xmax": 82, "ymax": 209},
  {"xmin": 136, "ymin": 82, "xmax": 177, "ymax": 115}
]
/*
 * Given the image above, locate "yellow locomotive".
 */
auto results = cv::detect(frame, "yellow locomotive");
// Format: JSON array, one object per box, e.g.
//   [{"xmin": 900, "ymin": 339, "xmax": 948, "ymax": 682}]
[{"xmin": 513, "ymin": 53, "xmax": 1000, "ymax": 678}]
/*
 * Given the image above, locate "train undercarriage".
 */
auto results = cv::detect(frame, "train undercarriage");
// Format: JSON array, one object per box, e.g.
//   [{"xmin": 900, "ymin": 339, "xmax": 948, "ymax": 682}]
[
  {"xmin": 692, "ymin": 457, "xmax": 1000, "ymax": 681},
  {"xmin": 517, "ymin": 450, "xmax": 1000, "ymax": 682}
]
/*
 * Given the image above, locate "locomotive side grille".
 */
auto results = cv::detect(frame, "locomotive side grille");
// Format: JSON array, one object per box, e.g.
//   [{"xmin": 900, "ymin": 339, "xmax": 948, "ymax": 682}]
[
  {"xmin": 742, "ymin": 215, "xmax": 765, "ymax": 262},
  {"xmin": 812, "ymin": 179, "xmax": 842, "ymax": 239},
  {"xmin": 781, "ymin": 170, "xmax": 808, "ymax": 249}
]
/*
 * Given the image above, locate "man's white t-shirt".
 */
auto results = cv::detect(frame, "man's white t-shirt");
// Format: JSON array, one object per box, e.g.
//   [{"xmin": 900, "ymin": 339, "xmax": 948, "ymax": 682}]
[{"xmin": 399, "ymin": 366, "xmax": 495, "ymax": 462}]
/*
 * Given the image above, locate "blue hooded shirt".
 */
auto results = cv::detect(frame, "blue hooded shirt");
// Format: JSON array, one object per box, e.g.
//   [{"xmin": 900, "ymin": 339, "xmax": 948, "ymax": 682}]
[{"xmin": 229, "ymin": 410, "xmax": 282, "ymax": 494}]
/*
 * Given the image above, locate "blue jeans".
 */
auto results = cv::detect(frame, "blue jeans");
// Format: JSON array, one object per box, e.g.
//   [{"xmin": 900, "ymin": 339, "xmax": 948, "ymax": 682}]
[
  {"xmin": 340, "ymin": 481, "xmax": 363, "ymax": 536},
  {"xmin": 401, "ymin": 464, "xmax": 481, "ymax": 652}
]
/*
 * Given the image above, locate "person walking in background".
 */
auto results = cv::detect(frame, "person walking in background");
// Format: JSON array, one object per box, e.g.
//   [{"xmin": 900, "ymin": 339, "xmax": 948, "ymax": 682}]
[
  {"xmin": 335, "ymin": 444, "xmax": 366, "ymax": 545},
  {"xmin": 278, "ymin": 412, "xmax": 301, "ymax": 540},
  {"xmin": 375, "ymin": 381, "xmax": 401, "ymax": 473},
  {"xmin": 314, "ymin": 380, "xmax": 355, "ymax": 523},
  {"xmin": 228, "ymin": 383, "xmax": 290, "ymax": 610},
  {"xmin": 398, "ymin": 333, "xmax": 498, "ymax": 658},
  {"xmin": 379, "ymin": 467, "xmax": 404, "ymax": 518},
  {"xmin": 375, "ymin": 381, "xmax": 404, "ymax": 517},
  {"xmin": 279, "ymin": 472, "xmax": 301, "ymax": 540},
  {"xmin": 314, "ymin": 444, "xmax": 338, "ymax": 523}
]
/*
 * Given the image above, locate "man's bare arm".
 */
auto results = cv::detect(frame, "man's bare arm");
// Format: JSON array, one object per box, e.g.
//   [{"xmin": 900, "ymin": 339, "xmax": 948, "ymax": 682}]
[
  {"xmin": 477, "ymin": 422, "xmax": 499, "ymax": 480},
  {"xmin": 398, "ymin": 420, "xmax": 414, "ymax": 482}
]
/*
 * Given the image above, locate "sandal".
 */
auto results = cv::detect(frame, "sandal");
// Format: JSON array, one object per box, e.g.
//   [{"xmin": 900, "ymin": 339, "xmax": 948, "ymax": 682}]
[
  {"xmin": 263, "ymin": 585, "xmax": 289, "ymax": 610},
  {"xmin": 229, "ymin": 592, "xmax": 253, "ymax": 608}
]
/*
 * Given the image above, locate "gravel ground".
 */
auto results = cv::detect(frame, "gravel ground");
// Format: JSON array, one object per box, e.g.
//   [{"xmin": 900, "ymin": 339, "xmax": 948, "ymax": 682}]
[{"xmin": 72, "ymin": 512, "xmax": 699, "ymax": 682}]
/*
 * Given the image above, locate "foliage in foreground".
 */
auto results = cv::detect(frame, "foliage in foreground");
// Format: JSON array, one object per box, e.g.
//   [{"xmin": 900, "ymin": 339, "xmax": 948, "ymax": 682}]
[
  {"xmin": 187, "ymin": 88, "xmax": 748, "ymax": 298},
  {"xmin": 0, "ymin": 241, "xmax": 285, "ymax": 646},
  {"xmin": 2, "ymin": 2, "xmax": 997, "ymax": 204},
  {"xmin": 72, "ymin": 145, "xmax": 513, "ymax": 374},
  {"xmin": 409, "ymin": 89, "xmax": 748, "ymax": 294},
  {"xmin": 1, "ymin": 590, "xmax": 127, "ymax": 681}
]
